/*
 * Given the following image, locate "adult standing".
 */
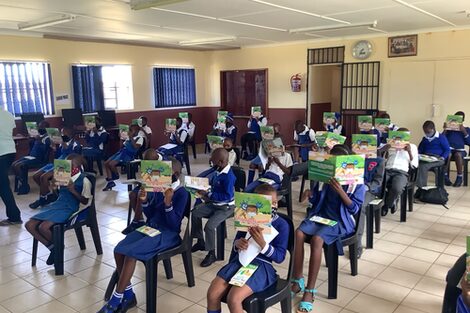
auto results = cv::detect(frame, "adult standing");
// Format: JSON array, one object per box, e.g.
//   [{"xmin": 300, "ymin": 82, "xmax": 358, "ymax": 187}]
[{"xmin": 0, "ymin": 109, "xmax": 22, "ymax": 226}]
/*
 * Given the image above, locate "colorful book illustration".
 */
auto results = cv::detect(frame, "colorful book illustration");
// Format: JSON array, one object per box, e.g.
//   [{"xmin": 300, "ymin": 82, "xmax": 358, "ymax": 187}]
[
  {"xmin": 387, "ymin": 131, "xmax": 410, "ymax": 150},
  {"xmin": 179, "ymin": 112, "xmax": 189, "ymax": 124},
  {"xmin": 26, "ymin": 122, "xmax": 38, "ymax": 137},
  {"xmin": 136, "ymin": 225, "xmax": 161, "ymax": 237},
  {"xmin": 419, "ymin": 154, "xmax": 440, "ymax": 163},
  {"xmin": 324, "ymin": 132, "xmax": 346, "ymax": 149},
  {"xmin": 323, "ymin": 112, "xmax": 336, "ymax": 126},
  {"xmin": 308, "ymin": 150, "xmax": 332, "ymax": 162},
  {"xmin": 309, "ymin": 154, "xmax": 365, "ymax": 185},
  {"xmin": 234, "ymin": 192, "xmax": 272, "ymax": 234},
  {"xmin": 46, "ymin": 128, "xmax": 62, "ymax": 144},
  {"xmin": 140, "ymin": 160, "xmax": 172, "ymax": 192},
  {"xmin": 466, "ymin": 236, "xmax": 470, "ymax": 281},
  {"xmin": 217, "ymin": 111, "xmax": 228, "ymax": 119},
  {"xmin": 131, "ymin": 118, "xmax": 142, "ymax": 126},
  {"xmin": 184, "ymin": 176, "xmax": 210, "ymax": 195},
  {"xmin": 217, "ymin": 116, "xmax": 226, "ymax": 131},
  {"xmin": 374, "ymin": 118, "xmax": 390, "ymax": 133},
  {"xmin": 119, "ymin": 124, "xmax": 129, "ymax": 141},
  {"xmin": 238, "ymin": 226, "xmax": 279, "ymax": 267},
  {"xmin": 351, "ymin": 134, "xmax": 378, "ymax": 158},
  {"xmin": 229, "ymin": 264, "xmax": 259, "ymax": 287},
  {"xmin": 315, "ymin": 131, "xmax": 327, "ymax": 147},
  {"xmin": 53, "ymin": 159, "xmax": 71, "ymax": 186},
  {"xmin": 165, "ymin": 118, "xmax": 177, "ymax": 133},
  {"xmin": 260, "ymin": 126, "xmax": 274, "ymax": 140},
  {"xmin": 84, "ymin": 116, "xmax": 96, "ymax": 131},
  {"xmin": 446, "ymin": 115, "xmax": 463, "ymax": 131},
  {"xmin": 310, "ymin": 215, "xmax": 338, "ymax": 227},
  {"xmin": 358, "ymin": 115, "xmax": 373, "ymax": 132},
  {"xmin": 207, "ymin": 135, "xmax": 225, "ymax": 150},
  {"xmin": 251, "ymin": 106, "xmax": 262, "ymax": 118}
]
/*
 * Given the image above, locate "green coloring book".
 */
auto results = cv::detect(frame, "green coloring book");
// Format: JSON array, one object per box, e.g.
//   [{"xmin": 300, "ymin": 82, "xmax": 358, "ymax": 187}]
[
  {"xmin": 323, "ymin": 112, "xmax": 336, "ymax": 125},
  {"xmin": 309, "ymin": 154, "xmax": 365, "ymax": 185},
  {"xmin": 315, "ymin": 131, "xmax": 327, "ymax": 147},
  {"xmin": 387, "ymin": 131, "xmax": 410, "ymax": 150},
  {"xmin": 119, "ymin": 124, "xmax": 129, "ymax": 140},
  {"xmin": 260, "ymin": 126, "xmax": 274, "ymax": 140},
  {"xmin": 261, "ymin": 137, "xmax": 284, "ymax": 157},
  {"xmin": 46, "ymin": 128, "xmax": 62, "ymax": 145},
  {"xmin": 26, "ymin": 122, "xmax": 38, "ymax": 137},
  {"xmin": 234, "ymin": 192, "xmax": 272, "ymax": 234},
  {"xmin": 358, "ymin": 115, "xmax": 373, "ymax": 131},
  {"xmin": 207, "ymin": 135, "xmax": 225, "ymax": 150},
  {"xmin": 251, "ymin": 106, "xmax": 262, "ymax": 118},
  {"xmin": 131, "ymin": 118, "xmax": 142, "ymax": 126},
  {"xmin": 351, "ymin": 134, "xmax": 377, "ymax": 158},
  {"xmin": 217, "ymin": 111, "xmax": 228, "ymax": 119},
  {"xmin": 374, "ymin": 118, "xmax": 390, "ymax": 133},
  {"xmin": 446, "ymin": 115, "xmax": 463, "ymax": 131},
  {"xmin": 229, "ymin": 264, "xmax": 259, "ymax": 287},
  {"xmin": 179, "ymin": 112, "xmax": 189, "ymax": 124},
  {"xmin": 324, "ymin": 132, "xmax": 346, "ymax": 149},
  {"xmin": 84, "ymin": 116, "xmax": 96, "ymax": 131},
  {"xmin": 140, "ymin": 160, "xmax": 172, "ymax": 192},
  {"xmin": 165, "ymin": 118, "xmax": 177, "ymax": 132},
  {"xmin": 217, "ymin": 116, "xmax": 226, "ymax": 131},
  {"xmin": 54, "ymin": 159, "xmax": 71, "ymax": 186}
]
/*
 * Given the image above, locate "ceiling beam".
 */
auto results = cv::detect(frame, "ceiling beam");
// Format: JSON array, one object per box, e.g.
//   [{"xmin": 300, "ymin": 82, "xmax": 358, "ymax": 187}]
[{"xmin": 392, "ymin": 0, "xmax": 456, "ymax": 26}]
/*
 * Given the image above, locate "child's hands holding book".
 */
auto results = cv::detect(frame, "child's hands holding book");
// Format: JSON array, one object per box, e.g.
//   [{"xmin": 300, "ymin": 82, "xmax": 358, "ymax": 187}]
[
  {"xmin": 235, "ymin": 238, "xmax": 249, "ymax": 251},
  {"xmin": 460, "ymin": 273, "xmax": 470, "ymax": 308},
  {"xmin": 163, "ymin": 188, "xmax": 173, "ymax": 207},
  {"xmin": 249, "ymin": 226, "xmax": 266, "ymax": 250}
]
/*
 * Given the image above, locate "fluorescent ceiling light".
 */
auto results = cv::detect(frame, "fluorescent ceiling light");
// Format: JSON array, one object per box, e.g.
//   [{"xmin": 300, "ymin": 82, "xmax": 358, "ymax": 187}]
[
  {"xmin": 179, "ymin": 36, "xmax": 236, "ymax": 46},
  {"xmin": 392, "ymin": 0, "xmax": 456, "ymax": 26},
  {"xmin": 289, "ymin": 21, "xmax": 377, "ymax": 33},
  {"xmin": 130, "ymin": 0, "xmax": 188, "ymax": 10},
  {"xmin": 18, "ymin": 14, "xmax": 76, "ymax": 31}
]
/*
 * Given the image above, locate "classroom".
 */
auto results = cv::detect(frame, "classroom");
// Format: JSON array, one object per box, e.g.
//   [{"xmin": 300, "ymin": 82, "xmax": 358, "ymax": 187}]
[{"xmin": 0, "ymin": 1, "xmax": 469, "ymax": 313}]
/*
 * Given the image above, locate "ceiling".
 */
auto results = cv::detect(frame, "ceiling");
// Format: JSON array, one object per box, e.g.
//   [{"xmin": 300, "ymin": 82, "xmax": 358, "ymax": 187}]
[{"xmin": 0, "ymin": 0, "xmax": 469, "ymax": 50}]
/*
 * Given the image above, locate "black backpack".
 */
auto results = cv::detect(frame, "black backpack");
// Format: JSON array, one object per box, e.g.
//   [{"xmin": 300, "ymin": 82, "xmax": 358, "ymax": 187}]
[{"xmin": 418, "ymin": 187, "xmax": 449, "ymax": 209}]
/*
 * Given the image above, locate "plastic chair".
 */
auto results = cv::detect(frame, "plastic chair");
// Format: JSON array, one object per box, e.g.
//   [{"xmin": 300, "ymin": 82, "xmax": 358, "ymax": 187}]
[
  {"xmin": 31, "ymin": 173, "xmax": 103, "ymax": 275},
  {"xmin": 221, "ymin": 213, "xmax": 294, "ymax": 313},
  {"xmin": 463, "ymin": 156, "xmax": 469, "ymax": 187},
  {"xmin": 278, "ymin": 162, "xmax": 306, "ymax": 219},
  {"xmin": 399, "ymin": 167, "xmax": 418, "ymax": 223},
  {"xmin": 188, "ymin": 127, "xmax": 197, "ymax": 159},
  {"xmin": 104, "ymin": 194, "xmax": 194, "ymax": 313}
]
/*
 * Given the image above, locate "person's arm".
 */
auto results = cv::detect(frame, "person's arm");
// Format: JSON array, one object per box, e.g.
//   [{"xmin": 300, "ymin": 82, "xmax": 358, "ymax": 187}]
[
  {"xmin": 67, "ymin": 178, "xmax": 90, "ymax": 205},
  {"xmin": 129, "ymin": 136, "xmax": 143, "ymax": 150},
  {"xmin": 175, "ymin": 130, "xmax": 188, "ymax": 145},
  {"xmin": 410, "ymin": 144, "xmax": 419, "ymax": 168},
  {"xmin": 404, "ymin": 143, "xmax": 413, "ymax": 161},
  {"xmin": 209, "ymin": 175, "xmax": 235, "ymax": 202},
  {"xmin": 441, "ymin": 136, "xmax": 451, "ymax": 159},
  {"xmin": 140, "ymin": 189, "xmax": 157, "ymax": 220},
  {"xmin": 418, "ymin": 139, "xmax": 424, "ymax": 154},
  {"xmin": 251, "ymin": 222, "xmax": 288, "ymax": 264},
  {"xmin": 329, "ymin": 179, "xmax": 365, "ymax": 215},
  {"xmin": 160, "ymin": 188, "xmax": 187, "ymax": 228},
  {"xmin": 271, "ymin": 155, "xmax": 292, "ymax": 176},
  {"xmin": 463, "ymin": 127, "xmax": 470, "ymax": 145}
]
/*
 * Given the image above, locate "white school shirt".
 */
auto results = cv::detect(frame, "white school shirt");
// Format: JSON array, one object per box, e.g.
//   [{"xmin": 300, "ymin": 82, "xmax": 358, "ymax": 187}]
[
  {"xmin": 293, "ymin": 125, "xmax": 316, "ymax": 142},
  {"xmin": 386, "ymin": 143, "xmax": 419, "ymax": 172},
  {"xmin": 247, "ymin": 116, "xmax": 268, "ymax": 133},
  {"xmin": 170, "ymin": 125, "xmax": 188, "ymax": 144},
  {"xmin": 71, "ymin": 172, "xmax": 93, "ymax": 210},
  {"xmin": 0, "ymin": 109, "xmax": 16, "ymax": 156},
  {"xmin": 187, "ymin": 122, "xmax": 195, "ymax": 138},
  {"xmin": 266, "ymin": 153, "xmax": 293, "ymax": 181},
  {"xmin": 141, "ymin": 125, "xmax": 152, "ymax": 135},
  {"xmin": 228, "ymin": 149, "xmax": 237, "ymax": 166}
]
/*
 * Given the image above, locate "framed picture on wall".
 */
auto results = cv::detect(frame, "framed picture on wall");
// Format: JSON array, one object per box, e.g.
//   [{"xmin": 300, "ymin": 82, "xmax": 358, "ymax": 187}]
[{"xmin": 388, "ymin": 35, "xmax": 418, "ymax": 57}]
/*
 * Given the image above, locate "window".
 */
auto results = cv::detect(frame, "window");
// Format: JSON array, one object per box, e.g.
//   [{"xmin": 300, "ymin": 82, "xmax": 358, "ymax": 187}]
[
  {"xmin": 0, "ymin": 62, "xmax": 54, "ymax": 116},
  {"xmin": 72, "ymin": 64, "xmax": 133, "ymax": 113},
  {"xmin": 153, "ymin": 67, "xmax": 196, "ymax": 108}
]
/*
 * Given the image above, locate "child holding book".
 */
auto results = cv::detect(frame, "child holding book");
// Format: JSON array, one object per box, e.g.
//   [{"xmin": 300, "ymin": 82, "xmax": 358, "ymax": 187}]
[
  {"xmin": 206, "ymin": 184, "xmax": 289, "ymax": 313},
  {"xmin": 139, "ymin": 116, "xmax": 152, "ymax": 148},
  {"xmin": 323, "ymin": 112, "xmax": 343, "ymax": 135},
  {"xmin": 443, "ymin": 111, "xmax": 470, "ymax": 187},
  {"xmin": 187, "ymin": 112, "xmax": 196, "ymax": 140},
  {"xmin": 377, "ymin": 112, "xmax": 399, "ymax": 144},
  {"xmin": 103, "ymin": 124, "xmax": 144, "ymax": 191},
  {"xmin": 25, "ymin": 154, "xmax": 92, "ymax": 265},
  {"xmin": 293, "ymin": 120, "xmax": 317, "ymax": 163},
  {"xmin": 82, "ymin": 116, "xmax": 109, "ymax": 172},
  {"xmin": 198, "ymin": 138, "xmax": 237, "ymax": 180},
  {"xmin": 241, "ymin": 112, "xmax": 268, "ymax": 160},
  {"xmin": 98, "ymin": 158, "xmax": 188, "ymax": 313},
  {"xmin": 245, "ymin": 151, "xmax": 293, "ymax": 193},
  {"xmin": 191, "ymin": 148, "xmax": 236, "ymax": 267},
  {"xmin": 12, "ymin": 121, "xmax": 51, "ymax": 195},
  {"xmin": 29, "ymin": 127, "xmax": 82, "ymax": 209},
  {"xmin": 158, "ymin": 117, "xmax": 188, "ymax": 162},
  {"xmin": 291, "ymin": 144, "xmax": 366, "ymax": 313},
  {"xmin": 417, "ymin": 120, "xmax": 451, "ymax": 189}
]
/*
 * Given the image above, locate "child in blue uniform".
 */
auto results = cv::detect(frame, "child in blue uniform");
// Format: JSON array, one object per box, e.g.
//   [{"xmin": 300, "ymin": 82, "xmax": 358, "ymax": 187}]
[
  {"xmin": 158, "ymin": 117, "xmax": 188, "ymax": 163},
  {"xmin": 443, "ymin": 111, "xmax": 470, "ymax": 187},
  {"xmin": 12, "ymin": 120, "xmax": 51, "ymax": 195},
  {"xmin": 25, "ymin": 154, "xmax": 92, "ymax": 265},
  {"xmin": 377, "ymin": 112, "xmax": 399, "ymax": 144},
  {"xmin": 98, "ymin": 158, "xmax": 188, "ymax": 313},
  {"xmin": 29, "ymin": 127, "xmax": 82, "ymax": 209},
  {"xmin": 103, "ymin": 124, "xmax": 144, "ymax": 191},
  {"xmin": 191, "ymin": 148, "xmax": 236, "ymax": 267},
  {"xmin": 245, "ymin": 151, "xmax": 293, "ymax": 193},
  {"xmin": 206, "ymin": 184, "xmax": 289, "ymax": 313},
  {"xmin": 417, "ymin": 120, "xmax": 451, "ymax": 189},
  {"xmin": 198, "ymin": 138, "xmax": 237, "ymax": 180},
  {"xmin": 82, "ymin": 116, "xmax": 109, "ymax": 172},
  {"xmin": 241, "ymin": 113, "xmax": 268, "ymax": 160},
  {"xmin": 293, "ymin": 120, "xmax": 317, "ymax": 163},
  {"xmin": 291, "ymin": 144, "xmax": 366, "ymax": 313},
  {"xmin": 323, "ymin": 112, "xmax": 342, "ymax": 135}
]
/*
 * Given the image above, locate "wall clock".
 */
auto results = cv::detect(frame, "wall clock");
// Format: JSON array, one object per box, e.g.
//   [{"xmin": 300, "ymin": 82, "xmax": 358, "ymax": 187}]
[{"xmin": 352, "ymin": 40, "xmax": 373, "ymax": 60}]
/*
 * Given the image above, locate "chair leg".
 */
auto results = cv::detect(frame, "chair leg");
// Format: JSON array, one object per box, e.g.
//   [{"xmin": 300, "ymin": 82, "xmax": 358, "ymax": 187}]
[
  {"xmin": 181, "ymin": 250, "xmax": 195, "ymax": 287},
  {"xmin": 163, "ymin": 259, "xmax": 173, "ymax": 280},
  {"xmin": 216, "ymin": 222, "xmax": 225, "ymax": 261},
  {"xmin": 327, "ymin": 244, "xmax": 338, "ymax": 299},
  {"xmin": 400, "ymin": 193, "xmax": 407, "ymax": 223},
  {"xmin": 127, "ymin": 202, "xmax": 133, "ymax": 226},
  {"xmin": 286, "ymin": 190, "xmax": 293, "ymax": 220},
  {"xmin": 53, "ymin": 225, "xmax": 65, "ymax": 276},
  {"xmin": 97, "ymin": 159, "xmax": 104, "ymax": 176},
  {"xmin": 323, "ymin": 245, "xmax": 329, "ymax": 268},
  {"xmin": 374, "ymin": 209, "xmax": 381, "ymax": 233},
  {"xmin": 366, "ymin": 205, "xmax": 373, "ymax": 249},
  {"xmin": 280, "ymin": 295, "xmax": 292, "ymax": 313},
  {"xmin": 104, "ymin": 271, "xmax": 119, "ymax": 301},
  {"xmin": 75, "ymin": 227, "xmax": 87, "ymax": 250},
  {"xmin": 145, "ymin": 258, "xmax": 158, "ymax": 313},
  {"xmin": 299, "ymin": 175, "xmax": 306, "ymax": 203},
  {"xmin": 32, "ymin": 238, "xmax": 39, "ymax": 266},
  {"xmin": 89, "ymin": 214, "xmax": 103, "ymax": 255},
  {"xmin": 191, "ymin": 142, "xmax": 197, "ymax": 159},
  {"xmin": 464, "ymin": 160, "xmax": 468, "ymax": 187},
  {"xmin": 349, "ymin": 243, "xmax": 358, "ymax": 276},
  {"xmin": 408, "ymin": 187, "xmax": 414, "ymax": 212}
]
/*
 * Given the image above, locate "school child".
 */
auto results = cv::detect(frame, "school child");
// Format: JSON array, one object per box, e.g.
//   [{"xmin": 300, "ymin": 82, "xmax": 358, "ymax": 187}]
[
  {"xmin": 377, "ymin": 112, "xmax": 399, "ymax": 144},
  {"xmin": 187, "ymin": 112, "xmax": 196, "ymax": 140},
  {"xmin": 291, "ymin": 144, "xmax": 366, "ymax": 313},
  {"xmin": 158, "ymin": 117, "xmax": 188, "ymax": 163},
  {"xmin": 206, "ymin": 184, "xmax": 289, "ymax": 313},
  {"xmin": 245, "ymin": 151, "xmax": 293, "ymax": 193},
  {"xmin": 97, "ymin": 158, "xmax": 188, "ymax": 313},
  {"xmin": 323, "ymin": 112, "xmax": 342, "ymax": 135},
  {"xmin": 82, "ymin": 116, "xmax": 109, "ymax": 172},
  {"xmin": 103, "ymin": 124, "xmax": 144, "ymax": 191},
  {"xmin": 417, "ymin": 120, "xmax": 451, "ymax": 189},
  {"xmin": 191, "ymin": 148, "xmax": 236, "ymax": 267},
  {"xmin": 380, "ymin": 128, "xmax": 419, "ymax": 216},
  {"xmin": 222, "ymin": 114, "xmax": 237, "ymax": 143},
  {"xmin": 241, "ymin": 112, "xmax": 268, "ymax": 160},
  {"xmin": 443, "ymin": 111, "xmax": 470, "ymax": 187},
  {"xmin": 25, "ymin": 154, "xmax": 92, "ymax": 265},
  {"xmin": 139, "ymin": 116, "xmax": 152, "ymax": 148},
  {"xmin": 29, "ymin": 127, "xmax": 82, "ymax": 209},
  {"xmin": 198, "ymin": 138, "xmax": 237, "ymax": 180},
  {"xmin": 12, "ymin": 121, "xmax": 51, "ymax": 195},
  {"xmin": 293, "ymin": 120, "xmax": 317, "ymax": 163},
  {"xmin": 360, "ymin": 126, "xmax": 382, "ymax": 145}
]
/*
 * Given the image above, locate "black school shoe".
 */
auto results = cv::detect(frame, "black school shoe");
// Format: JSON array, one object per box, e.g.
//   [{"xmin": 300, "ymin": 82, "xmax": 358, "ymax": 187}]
[
  {"xmin": 390, "ymin": 204, "xmax": 397, "ymax": 215},
  {"xmin": 97, "ymin": 303, "xmax": 120, "ymax": 313},
  {"xmin": 381, "ymin": 206, "xmax": 388, "ymax": 217},
  {"xmin": 191, "ymin": 240, "xmax": 205, "ymax": 253},
  {"xmin": 200, "ymin": 251, "xmax": 217, "ymax": 267},
  {"xmin": 117, "ymin": 295, "xmax": 137, "ymax": 313}
]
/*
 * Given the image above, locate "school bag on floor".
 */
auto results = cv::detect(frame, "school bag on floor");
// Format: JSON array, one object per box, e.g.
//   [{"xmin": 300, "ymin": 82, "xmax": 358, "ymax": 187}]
[{"xmin": 417, "ymin": 186, "xmax": 449, "ymax": 209}]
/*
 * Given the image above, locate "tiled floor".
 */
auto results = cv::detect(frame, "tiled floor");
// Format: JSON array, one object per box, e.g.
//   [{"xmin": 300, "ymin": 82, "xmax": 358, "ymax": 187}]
[{"xmin": 0, "ymin": 151, "xmax": 466, "ymax": 313}]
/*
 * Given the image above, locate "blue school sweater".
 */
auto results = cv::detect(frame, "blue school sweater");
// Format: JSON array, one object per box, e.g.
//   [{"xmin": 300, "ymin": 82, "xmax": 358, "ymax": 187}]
[
  {"xmin": 29, "ymin": 135, "xmax": 51, "ymax": 161},
  {"xmin": 85, "ymin": 127, "xmax": 109, "ymax": 151},
  {"xmin": 445, "ymin": 129, "xmax": 470, "ymax": 150},
  {"xmin": 56, "ymin": 139, "xmax": 82, "ymax": 159},
  {"xmin": 208, "ymin": 164, "xmax": 236, "ymax": 205},
  {"xmin": 142, "ymin": 186, "xmax": 189, "ymax": 233},
  {"xmin": 365, "ymin": 158, "xmax": 385, "ymax": 196},
  {"xmin": 418, "ymin": 132, "xmax": 451, "ymax": 159}
]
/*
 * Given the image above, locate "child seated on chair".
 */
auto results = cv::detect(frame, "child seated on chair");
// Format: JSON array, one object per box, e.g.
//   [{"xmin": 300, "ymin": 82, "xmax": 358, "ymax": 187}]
[
  {"xmin": 103, "ymin": 124, "xmax": 144, "ymax": 191},
  {"xmin": 25, "ymin": 154, "xmax": 92, "ymax": 266},
  {"xmin": 199, "ymin": 138, "xmax": 237, "ymax": 179},
  {"xmin": 29, "ymin": 127, "xmax": 82, "ymax": 209},
  {"xmin": 443, "ymin": 111, "xmax": 470, "ymax": 187},
  {"xmin": 139, "ymin": 116, "xmax": 152, "ymax": 148},
  {"xmin": 293, "ymin": 120, "xmax": 317, "ymax": 164},
  {"xmin": 323, "ymin": 112, "xmax": 343, "ymax": 135},
  {"xmin": 377, "ymin": 112, "xmax": 399, "ymax": 144},
  {"xmin": 241, "ymin": 112, "xmax": 268, "ymax": 160},
  {"xmin": 82, "ymin": 116, "xmax": 109, "ymax": 172},
  {"xmin": 12, "ymin": 120, "xmax": 51, "ymax": 195},
  {"xmin": 158, "ymin": 117, "xmax": 188, "ymax": 163},
  {"xmin": 206, "ymin": 184, "xmax": 289, "ymax": 313},
  {"xmin": 97, "ymin": 158, "xmax": 188, "ymax": 313},
  {"xmin": 187, "ymin": 112, "xmax": 196, "ymax": 140},
  {"xmin": 291, "ymin": 144, "xmax": 365, "ymax": 313}
]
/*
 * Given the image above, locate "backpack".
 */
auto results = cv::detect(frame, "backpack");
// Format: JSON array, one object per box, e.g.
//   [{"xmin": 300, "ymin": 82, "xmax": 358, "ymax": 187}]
[{"xmin": 418, "ymin": 187, "xmax": 449, "ymax": 209}]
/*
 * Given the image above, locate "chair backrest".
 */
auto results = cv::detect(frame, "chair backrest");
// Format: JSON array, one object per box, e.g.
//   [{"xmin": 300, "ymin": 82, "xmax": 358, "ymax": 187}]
[
  {"xmin": 408, "ymin": 166, "xmax": 418, "ymax": 183},
  {"xmin": 68, "ymin": 172, "xmax": 96, "ymax": 225},
  {"xmin": 277, "ymin": 213, "xmax": 295, "ymax": 280},
  {"xmin": 181, "ymin": 190, "xmax": 192, "ymax": 247},
  {"xmin": 233, "ymin": 147, "xmax": 241, "ymax": 166},
  {"xmin": 232, "ymin": 166, "xmax": 246, "ymax": 192}
]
